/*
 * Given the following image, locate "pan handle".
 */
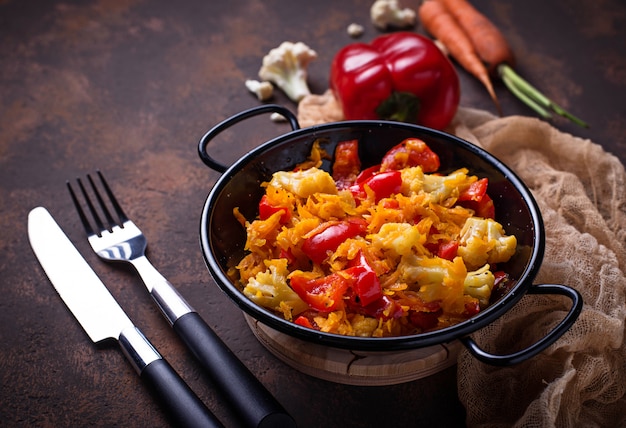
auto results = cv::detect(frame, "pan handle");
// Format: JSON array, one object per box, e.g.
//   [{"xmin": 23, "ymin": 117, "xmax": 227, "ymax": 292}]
[
  {"xmin": 459, "ymin": 283, "xmax": 583, "ymax": 366},
  {"xmin": 198, "ymin": 104, "xmax": 300, "ymax": 173}
]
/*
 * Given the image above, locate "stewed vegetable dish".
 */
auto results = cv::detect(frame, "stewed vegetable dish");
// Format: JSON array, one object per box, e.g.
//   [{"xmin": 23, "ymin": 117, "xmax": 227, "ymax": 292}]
[{"xmin": 233, "ymin": 137, "xmax": 516, "ymax": 337}]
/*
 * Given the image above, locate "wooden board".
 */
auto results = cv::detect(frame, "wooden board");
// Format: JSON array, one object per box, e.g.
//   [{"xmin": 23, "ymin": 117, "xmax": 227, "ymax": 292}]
[{"xmin": 245, "ymin": 315, "xmax": 461, "ymax": 386}]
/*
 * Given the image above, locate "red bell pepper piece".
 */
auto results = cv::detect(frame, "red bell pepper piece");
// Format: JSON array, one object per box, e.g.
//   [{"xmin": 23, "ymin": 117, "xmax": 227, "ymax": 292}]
[
  {"xmin": 346, "ymin": 251, "xmax": 383, "ymax": 307},
  {"xmin": 350, "ymin": 170, "xmax": 402, "ymax": 202},
  {"xmin": 464, "ymin": 300, "xmax": 481, "ymax": 317},
  {"xmin": 344, "ymin": 266, "xmax": 381, "ymax": 307},
  {"xmin": 459, "ymin": 194, "xmax": 496, "ymax": 219},
  {"xmin": 470, "ymin": 193, "xmax": 495, "ymax": 219},
  {"xmin": 301, "ymin": 218, "xmax": 368, "ymax": 264},
  {"xmin": 290, "ymin": 273, "xmax": 349, "ymax": 312},
  {"xmin": 362, "ymin": 295, "xmax": 404, "ymax": 321},
  {"xmin": 457, "ymin": 178, "xmax": 495, "ymax": 219},
  {"xmin": 459, "ymin": 178, "xmax": 488, "ymax": 202},
  {"xmin": 363, "ymin": 170, "xmax": 402, "ymax": 200},
  {"xmin": 258, "ymin": 194, "xmax": 291, "ymax": 223},
  {"xmin": 409, "ymin": 309, "xmax": 442, "ymax": 330},
  {"xmin": 355, "ymin": 165, "xmax": 381, "ymax": 184},
  {"xmin": 490, "ymin": 271, "xmax": 513, "ymax": 303},
  {"xmin": 279, "ymin": 248, "xmax": 297, "ymax": 266},
  {"xmin": 380, "ymin": 138, "xmax": 441, "ymax": 172},
  {"xmin": 292, "ymin": 250, "xmax": 384, "ymax": 313},
  {"xmin": 332, "ymin": 139, "xmax": 361, "ymax": 189},
  {"xmin": 330, "ymin": 32, "xmax": 460, "ymax": 130},
  {"xmin": 294, "ymin": 315, "xmax": 315, "ymax": 329},
  {"xmin": 427, "ymin": 239, "xmax": 459, "ymax": 261},
  {"xmin": 381, "ymin": 199, "xmax": 400, "ymax": 209}
]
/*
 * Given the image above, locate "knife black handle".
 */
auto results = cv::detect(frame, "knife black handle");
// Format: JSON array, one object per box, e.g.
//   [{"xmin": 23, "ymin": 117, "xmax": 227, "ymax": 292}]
[
  {"xmin": 173, "ymin": 312, "xmax": 297, "ymax": 428},
  {"xmin": 142, "ymin": 358, "xmax": 224, "ymax": 428},
  {"xmin": 119, "ymin": 326, "xmax": 224, "ymax": 428}
]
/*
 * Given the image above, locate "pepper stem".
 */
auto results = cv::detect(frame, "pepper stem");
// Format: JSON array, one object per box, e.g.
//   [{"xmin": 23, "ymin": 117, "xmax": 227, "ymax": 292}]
[
  {"xmin": 497, "ymin": 64, "xmax": 588, "ymax": 128},
  {"xmin": 376, "ymin": 91, "xmax": 421, "ymax": 123}
]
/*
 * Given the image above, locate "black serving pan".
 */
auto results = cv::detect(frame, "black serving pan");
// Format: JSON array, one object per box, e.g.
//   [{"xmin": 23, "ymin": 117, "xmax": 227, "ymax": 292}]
[{"xmin": 198, "ymin": 104, "xmax": 582, "ymax": 366}]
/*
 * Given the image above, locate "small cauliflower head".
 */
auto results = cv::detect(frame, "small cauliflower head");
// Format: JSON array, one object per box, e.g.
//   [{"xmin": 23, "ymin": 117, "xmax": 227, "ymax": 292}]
[
  {"xmin": 269, "ymin": 167, "xmax": 338, "ymax": 198},
  {"xmin": 370, "ymin": 0, "xmax": 416, "ymax": 30},
  {"xmin": 245, "ymin": 79, "xmax": 274, "ymax": 101},
  {"xmin": 243, "ymin": 258, "xmax": 309, "ymax": 320},
  {"xmin": 464, "ymin": 264, "xmax": 495, "ymax": 308},
  {"xmin": 258, "ymin": 41, "xmax": 317, "ymax": 103},
  {"xmin": 458, "ymin": 217, "xmax": 517, "ymax": 270},
  {"xmin": 347, "ymin": 23, "xmax": 365, "ymax": 38}
]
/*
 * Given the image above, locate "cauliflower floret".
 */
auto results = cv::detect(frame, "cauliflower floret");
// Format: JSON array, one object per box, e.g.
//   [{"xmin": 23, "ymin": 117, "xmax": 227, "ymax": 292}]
[
  {"xmin": 269, "ymin": 167, "xmax": 338, "ymax": 198},
  {"xmin": 398, "ymin": 254, "xmax": 468, "ymax": 314},
  {"xmin": 369, "ymin": 223, "xmax": 425, "ymax": 257},
  {"xmin": 370, "ymin": 0, "xmax": 416, "ymax": 30},
  {"xmin": 351, "ymin": 314, "xmax": 381, "ymax": 337},
  {"xmin": 401, "ymin": 167, "xmax": 469, "ymax": 204},
  {"xmin": 458, "ymin": 217, "xmax": 517, "ymax": 270},
  {"xmin": 347, "ymin": 23, "xmax": 365, "ymax": 38},
  {"xmin": 464, "ymin": 264, "xmax": 495, "ymax": 308},
  {"xmin": 270, "ymin": 112, "xmax": 287, "ymax": 122},
  {"xmin": 422, "ymin": 169, "xmax": 469, "ymax": 204},
  {"xmin": 243, "ymin": 259, "xmax": 309, "ymax": 319},
  {"xmin": 245, "ymin": 79, "xmax": 274, "ymax": 101},
  {"xmin": 258, "ymin": 41, "xmax": 317, "ymax": 103},
  {"xmin": 400, "ymin": 166, "xmax": 425, "ymax": 194}
]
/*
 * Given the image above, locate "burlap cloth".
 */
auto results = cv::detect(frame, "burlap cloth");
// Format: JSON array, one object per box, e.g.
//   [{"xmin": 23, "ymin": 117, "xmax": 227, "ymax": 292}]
[
  {"xmin": 449, "ymin": 108, "xmax": 626, "ymax": 428},
  {"xmin": 299, "ymin": 100, "xmax": 626, "ymax": 427}
]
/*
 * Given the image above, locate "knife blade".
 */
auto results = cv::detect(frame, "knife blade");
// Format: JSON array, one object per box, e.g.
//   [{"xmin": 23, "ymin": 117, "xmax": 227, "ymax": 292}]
[{"xmin": 28, "ymin": 207, "xmax": 223, "ymax": 428}]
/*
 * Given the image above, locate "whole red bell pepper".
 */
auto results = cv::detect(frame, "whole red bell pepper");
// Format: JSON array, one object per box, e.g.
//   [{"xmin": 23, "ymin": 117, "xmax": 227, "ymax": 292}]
[{"xmin": 330, "ymin": 32, "xmax": 460, "ymax": 130}]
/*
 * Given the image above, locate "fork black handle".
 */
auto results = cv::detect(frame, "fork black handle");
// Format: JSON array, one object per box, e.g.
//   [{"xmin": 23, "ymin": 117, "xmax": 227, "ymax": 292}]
[{"xmin": 173, "ymin": 312, "xmax": 297, "ymax": 428}]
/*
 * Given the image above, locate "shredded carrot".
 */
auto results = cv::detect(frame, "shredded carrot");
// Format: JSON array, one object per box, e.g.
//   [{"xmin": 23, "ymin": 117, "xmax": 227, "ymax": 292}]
[
  {"xmin": 418, "ymin": 0, "xmax": 500, "ymax": 112},
  {"xmin": 437, "ymin": 0, "xmax": 515, "ymax": 75}
]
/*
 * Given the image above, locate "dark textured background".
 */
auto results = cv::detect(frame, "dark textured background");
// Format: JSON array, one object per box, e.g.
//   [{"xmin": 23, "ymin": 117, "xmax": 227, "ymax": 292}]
[{"xmin": 1, "ymin": 0, "xmax": 624, "ymax": 426}]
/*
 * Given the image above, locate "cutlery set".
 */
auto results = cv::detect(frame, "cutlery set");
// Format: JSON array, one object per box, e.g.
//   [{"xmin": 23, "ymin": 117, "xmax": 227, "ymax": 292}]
[{"xmin": 28, "ymin": 172, "xmax": 296, "ymax": 428}]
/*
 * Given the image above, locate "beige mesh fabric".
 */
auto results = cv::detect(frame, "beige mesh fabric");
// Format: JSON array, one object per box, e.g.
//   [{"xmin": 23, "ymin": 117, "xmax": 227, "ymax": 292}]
[
  {"xmin": 450, "ymin": 108, "xmax": 626, "ymax": 427},
  {"xmin": 298, "ymin": 99, "xmax": 626, "ymax": 426}
]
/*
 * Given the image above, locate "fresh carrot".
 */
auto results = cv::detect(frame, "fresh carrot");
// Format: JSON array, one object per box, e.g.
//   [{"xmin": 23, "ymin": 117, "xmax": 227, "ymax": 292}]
[
  {"xmin": 437, "ymin": 0, "xmax": 515, "ymax": 76},
  {"xmin": 420, "ymin": 0, "xmax": 588, "ymax": 127},
  {"xmin": 418, "ymin": 0, "xmax": 500, "ymax": 111}
]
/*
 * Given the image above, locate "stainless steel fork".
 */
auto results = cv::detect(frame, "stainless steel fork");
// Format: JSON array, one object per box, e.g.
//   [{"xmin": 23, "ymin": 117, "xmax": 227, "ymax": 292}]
[
  {"xmin": 68, "ymin": 171, "xmax": 295, "ymax": 428},
  {"xmin": 68, "ymin": 172, "xmax": 192, "ymax": 324}
]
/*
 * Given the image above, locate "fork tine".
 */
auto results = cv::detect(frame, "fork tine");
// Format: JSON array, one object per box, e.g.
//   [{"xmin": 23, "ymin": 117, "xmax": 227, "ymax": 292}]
[
  {"xmin": 87, "ymin": 173, "xmax": 119, "ymax": 230},
  {"xmin": 67, "ymin": 171, "xmax": 130, "ymax": 237},
  {"xmin": 78, "ymin": 176, "xmax": 109, "ymax": 234},
  {"xmin": 96, "ymin": 170, "xmax": 129, "ymax": 224},
  {"xmin": 67, "ymin": 180, "xmax": 97, "ymax": 237}
]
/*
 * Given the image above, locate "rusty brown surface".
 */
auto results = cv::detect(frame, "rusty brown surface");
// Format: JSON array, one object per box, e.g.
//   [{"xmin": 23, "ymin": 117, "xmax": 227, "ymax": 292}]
[{"xmin": 1, "ymin": 0, "xmax": 624, "ymax": 426}]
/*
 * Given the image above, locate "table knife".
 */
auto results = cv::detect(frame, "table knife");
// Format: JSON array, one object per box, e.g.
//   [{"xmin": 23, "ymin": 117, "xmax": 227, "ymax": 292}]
[{"xmin": 27, "ymin": 207, "xmax": 223, "ymax": 428}]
